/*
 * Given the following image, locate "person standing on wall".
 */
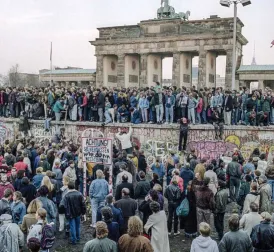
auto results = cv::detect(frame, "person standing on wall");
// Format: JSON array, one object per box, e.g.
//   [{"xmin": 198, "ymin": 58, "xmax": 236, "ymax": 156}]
[{"xmin": 178, "ymin": 117, "xmax": 189, "ymax": 152}]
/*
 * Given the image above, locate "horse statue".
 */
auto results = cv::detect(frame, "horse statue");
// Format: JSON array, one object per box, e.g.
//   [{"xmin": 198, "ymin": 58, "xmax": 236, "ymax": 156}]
[{"xmin": 174, "ymin": 10, "xmax": 191, "ymax": 21}]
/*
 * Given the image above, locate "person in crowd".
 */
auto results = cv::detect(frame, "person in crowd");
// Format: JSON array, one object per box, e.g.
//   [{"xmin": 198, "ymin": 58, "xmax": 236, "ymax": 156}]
[
  {"xmin": 251, "ymin": 212, "xmax": 274, "ymax": 252},
  {"xmin": 118, "ymin": 216, "xmax": 153, "ymax": 252},
  {"xmin": 237, "ymin": 174, "xmax": 252, "ymax": 211},
  {"xmin": 195, "ymin": 177, "xmax": 215, "ymax": 226},
  {"xmin": 138, "ymin": 150, "xmax": 147, "ymax": 174},
  {"xmin": 135, "ymin": 170, "xmax": 150, "ymax": 207},
  {"xmin": 36, "ymin": 185, "xmax": 57, "ymax": 225},
  {"xmin": 21, "ymin": 199, "xmax": 42, "ymax": 234},
  {"xmin": 14, "ymin": 169, "xmax": 25, "ymax": 191},
  {"xmin": 178, "ymin": 117, "xmax": 189, "ymax": 152},
  {"xmin": 27, "ymin": 237, "xmax": 41, "ymax": 252},
  {"xmin": 164, "ymin": 176, "xmax": 181, "ymax": 235},
  {"xmin": 14, "ymin": 155, "xmax": 28, "ymax": 173},
  {"xmin": 0, "ymin": 214, "xmax": 24, "ymax": 252},
  {"xmin": 194, "ymin": 163, "xmax": 206, "ymax": 180},
  {"xmin": 219, "ymin": 214, "xmax": 253, "ymax": 252},
  {"xmin": 151, "ymin": 157, "xmax": 165, "ymax": 186},
  {"xmin": 226, "ymin": 155, "xmax": 242, "ymax": 202},
  {"xmin": 258, "ymin": 175, "xmax": 272, "ymax": 213},
  {"xmin": 89, "ymin": 169, "xmax": 109, "ymax": 228},
  {"xmin": 96, "ymin": 195, "xmax": 124, "ymax": 230},
  {"xmin": 257, "ymin": 153, "xmax": 268, "ymax": 176},
  {"xmin": 116, "ymin": 163, "xmax": 133, "ymax": 186},
  {"xmin": 138, "ymin": 93, "xmax": 149, "ymax": 123},
  {"xmin": 100, "ymin": 206, "xmax": 120, "ymax": 242},
  {"xmin": 58, "ymin": 175, "xmax": 70, "ymax": 232},
  {"xmin": 53, "ymin": 96, "xmax": 66, "ymax": 121},
  {"xmin": 0, "ymin": 172, "xmax": 15, "ymax": 198},
  {"xmin": 114, "ymin": 188, "xmax": 137, "ymax": 234},
  {"xmin": 214, "ymin": 180, "xmax": 228, "ymax": 240},
  {"xmin": 204, "ymin": 164, "xmax": 218, "ymax": 195},
  {"xmin": 32, "ymin": 167, "xmax": 44, "ymax": 189},
  {"xmin": 165, "ymin": 89, "xmax": 175, "ymax": 124},
  {"xmin": 19, "ymin": 177, "xmax": 37, "ymax": 207},
  {"xmin": 63, "ymin": 160, "xmax": 77, "ymax": 184},
  {"xmin": 240, "ymin": 202, "xmax": 262, "ymax": 236},
  {"xmin": 41, "ymin": 175, "xmax": 56, "ymax": 201},
  {"xmin": 243, "ymin": 157, "xmax": 255, "ymax": 174},
  {"xmin": 83, "ymin": 221, "xmax": 117, "ymax": 252},
  {"xmin": 129, "ymin": 107, "xmax": 141, "ymax": 124},
  {"xmin": 115, "ymin": 127, "xmax": 133, "ymax": 154},
  {"xmin": 243, "ymin": 182, "xmax": 260, "ymax": 214},
  {"xmin": 265, "ymin": 157, "xmax": 274, "ymax": 203},
  {"xmin": 166, "ymin": 156, "xmax": 175, "ymax": 185},
  {"xmin": 60, "ymin": 181, "xmax": 86, "ymax": 245},
  {"xmin": 190, "ymin": 222, "xmax": 219, "ymax": 252},
  {"xmin": 115, "ymin": 174, "xmax": 134, "ymax": 201},
  {"xmin": 149, "ymin": 173, "xmax": 161, "ymax": 189},
  {"xmin": 0, "ymin": 188, "xmax": 13, "ymax": 215},
  {"xmin": 11, "ymin": 191, "xmax": 26, "ymax": 225},
  {"xmin": 180, "ymin": 163, "xmax": 194, "ymax": 192},
  {"xmin": 144, "ymin": 201, "xmax": 170, "ymax": 252}
]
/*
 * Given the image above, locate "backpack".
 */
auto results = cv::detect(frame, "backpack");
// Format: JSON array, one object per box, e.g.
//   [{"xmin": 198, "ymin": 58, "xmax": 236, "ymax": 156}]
[
  {"xmin": 176, "ymin": 191, "xmax": 189, "ymax": 217},
  {"xmin": 40, "ymin": 224, "xmax": 55, "ymax": 250}
]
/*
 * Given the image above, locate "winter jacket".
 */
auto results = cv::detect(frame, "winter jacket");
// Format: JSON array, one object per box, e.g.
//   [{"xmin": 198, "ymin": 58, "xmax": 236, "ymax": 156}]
[
  {"xmin": 239, "ymin": 212, "xmax": 262, "ymax": 236},
  {"xmin": 118, "ymin": 234, "xmax": 153, "ymax": 252},
  {"xmin": 165, "ymin": 95, "xmax": 175, "ymax": 108},
  {"xmin": 195, "ymin": 185, "xmax": 215, "ymax": 211},
  {"xmin": 180, "ymin": 167, "xmax": 194, "ymax": 192},
  {"xmin": 226, "ymin": 161, "xmax": 242, "ymax": 178},
  {"xmin": 164, "ymin": 184, "xmax": 181, "ymax": 204},
  {"xmin": 243, "ymin": 192, "xmax": 260, "ymax": 214},
  {"xmin": 60, "ymin": 190, "xmax": 86, "ymax": 219},
  {"xmin": 214, "ymin": 188, "xmax": 228, "ymax": 213},
  {"xmin": 246, "ymin": 98, "xmax": 257, "ymax": 112},
  {"xmin": 115, "ymin": 182, "xmax": 134, "ymax": 201},
  {"xmin": 11, "ymin": 201, "xmax": 26, "ymax": 224},
  {"xmin": 151, "ymin": 163, "xmax": 165, "ymax": 179},
  {"xmin": 83, "ymin": 237, "xmax": 117, "ymax": 252},
  {"xmin": 251, "ymin": 221, "xmax": 274, "ymax": 251},
  {"xmin": 97, "ymin": 92, "xmax": 105, "ymax": 108},
  {"xmin": 259, "ymin": 183, "xmax": 272, "ymax": 213},
  {"xmin": 63, "ymin": 166, "xmax": 77, "ymax": 183},
  {"xmin": 224, "ymin": 95, "xmax": 233, "ymax": 112},
  {"xmin": 138, "ymin": 97, "xmax": 149, "ymax": 109},
  {"xmin": 32, "ymin": 174, "xmax": 44, "ymax": 189},
  {"xmin": 134, "ymin": 179, "xmax": 150, "ymax": 199},
  {"xmin": 14, "ymin": 161, "xmax": 27, "ymax": 172},
  {"xmin": 89, "ymin": 178, "xmax": 109, "ymax": 200},
  {"xmin": 130, "ymin": 96, "xmax": 138, "ymax": 108},
  {"xmin": 237, "ymin": 181, "xmax": 251, "ymax": 207},
  {"xmin": 196, "ymin": 98, "xmax": 203, "ymax": 113},
  {"xmin": 0, "ymin": 198, "xmax": 11, "ymax": 216},
  {"xmin": 261, "ymin": 97, "xmax": 271, "ymax": 112},
  {"xmin": 190, "ymin": 235, "xmax": 219, "ymax": 252},
  {"xmin": 188, "ymin": 98, "xmax": 198, "ymax": 109},
  {"xmin": 219, "ymin": 230, "xmax": 253, "ymax": 252},
  {"xmin": 138, "ymin": 155, "xmax": 147, "ymax": 173},
  {"xmin": 96, "ymin": 204, "xmax": 124, "ymax": 228},
  {"xmin": 131, "ymin": 109, "xmax": 141, "ymax": 124},
  {"xmin": 53, "ymin": 100, "xmax": 65, "ymax": 113},
  {"xmin": 37, "ymin": 196, "xmax": 57, "ymax": 224},
  {"xmin": 211, "ymin": 94, "xmax": 223, "ymax": 108}
]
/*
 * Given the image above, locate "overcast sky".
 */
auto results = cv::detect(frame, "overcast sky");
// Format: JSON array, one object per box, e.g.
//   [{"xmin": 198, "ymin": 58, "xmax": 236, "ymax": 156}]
[{"xmin": 0, "ymin": 0, "xmax": 273, "ymax": 78}]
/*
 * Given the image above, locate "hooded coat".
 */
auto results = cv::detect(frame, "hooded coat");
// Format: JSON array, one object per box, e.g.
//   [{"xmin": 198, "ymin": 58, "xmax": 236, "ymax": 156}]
[{"xmin": 190, "ymin": 235, "xmax": 219, "ymax": 252}]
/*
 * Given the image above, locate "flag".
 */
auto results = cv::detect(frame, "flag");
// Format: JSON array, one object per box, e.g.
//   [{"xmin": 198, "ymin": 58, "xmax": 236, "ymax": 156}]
[
  {"xmin": 50, "ymin": 42, "xmax": 52, "ymax": 61},
  {"xmin": 271, "ymin": 40, "xmax": 274, "ymax": 48}
]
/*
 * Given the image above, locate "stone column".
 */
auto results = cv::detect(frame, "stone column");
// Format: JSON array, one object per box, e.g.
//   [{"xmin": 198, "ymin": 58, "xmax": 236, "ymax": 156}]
[
  {"xmin": 172, "ymin": 53, "xmax": 180, "ymax": 88},
  {"xmin": 96, "ymin": 55, "xmax": 104, "ymax": 87},
  {"xmin": 180, "ymin": 53, "xmax": 192, "ymax": 88},
  {"xmin": 65, "ymin": 81, "xmax": 69, "ymax": 88},
  {"xmin": 140, "ymin": 54, "xmax": 148, "ymax": 88},
  {"xmin": 206, "ymin": 51, "xmax": 217, "ymax": 89},
  {"xmin": 258, "ymin": 80, "xmax": 265, "ymax": 90},
  {"xmin": 117, "ymin": 54, "xmax": 125, "ymax": 88},
  {"xmin": 225, "ymin": 49, "xmax": 233, "ymax": 90},
  {"xmin": 198, "ymin": 49, "xmax": 206, "ymax": 90}
]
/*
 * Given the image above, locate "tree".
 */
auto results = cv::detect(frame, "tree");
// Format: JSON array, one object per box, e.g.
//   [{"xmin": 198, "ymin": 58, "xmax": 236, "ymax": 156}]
[
  {"xmin": 8, "ymin": 64, "xmax": 21, "ymax": 87},
  {"xmin": 0, "ymin": 74, "xmax": 9, "ymax": 87}
]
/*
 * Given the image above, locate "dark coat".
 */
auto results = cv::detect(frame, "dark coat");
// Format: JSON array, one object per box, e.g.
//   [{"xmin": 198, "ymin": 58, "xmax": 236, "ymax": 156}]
[
  {"xmin": 97, "ymin": 92, "xmax": 105, "ymax": 108},
  {"xmin": 138, "ymin": 155, "xmax": 147, "ymax": 173},
  {"xmin": 96, "ymin": 204, "xmax": 124, "ymax": 228},
  {"xmin": 20, "ymin": 184, "xmax": 37, "ymax": 206},
  {"xmin": 0, "ymin": 198, "xmax": 11, "ymax": 216},
  {"xmin": 223, "ymin": 95, "xmax": 233, "ymax": 111},
  {"xmin": 134, "ymin": 179, "xmax": 150, "ymax": 199},
  {"xmin": 107, "ymin": 222, "xmax": 120, "ymax": 242},
  {"xmin": 251, "ymin": 221, "xmax": 274, "ymax": 251},
  {"xmin": 115, "ymin": 182, "xmax": 134, "ymax": 201}
]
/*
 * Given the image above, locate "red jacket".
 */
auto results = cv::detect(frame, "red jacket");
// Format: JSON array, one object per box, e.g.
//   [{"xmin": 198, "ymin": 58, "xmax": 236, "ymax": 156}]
[{"xmin": 14, "ymin": 161, "xmax": 28, "ymax": 172}]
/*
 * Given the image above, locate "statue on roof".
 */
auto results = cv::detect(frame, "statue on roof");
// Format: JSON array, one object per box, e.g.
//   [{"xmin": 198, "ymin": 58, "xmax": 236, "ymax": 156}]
[{"xmin": 157, "ymin": 0, "xmax": 190, "ymax": 21}]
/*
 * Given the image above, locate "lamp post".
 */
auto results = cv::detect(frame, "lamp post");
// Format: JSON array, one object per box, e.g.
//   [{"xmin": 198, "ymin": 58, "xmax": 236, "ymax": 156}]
[{"xmin": 220, "ymin": 0, "xmax": 251, "ymax": 90}]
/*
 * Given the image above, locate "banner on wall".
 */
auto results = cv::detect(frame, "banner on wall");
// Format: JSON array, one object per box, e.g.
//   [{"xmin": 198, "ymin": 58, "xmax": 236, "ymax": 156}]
[{"xmin": 82, "ymin": 137, "xmax": 112, "ymax": 165}]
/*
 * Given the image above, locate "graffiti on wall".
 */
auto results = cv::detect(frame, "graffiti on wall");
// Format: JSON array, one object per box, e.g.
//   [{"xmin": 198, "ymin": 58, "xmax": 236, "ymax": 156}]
[{"xmin": 0, "ymin": 123, "xmax": 11, "ymax": 145}]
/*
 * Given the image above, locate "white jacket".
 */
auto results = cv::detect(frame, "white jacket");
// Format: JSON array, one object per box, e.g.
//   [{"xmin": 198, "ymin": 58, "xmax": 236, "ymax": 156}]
[{"xmin": 116, "ymin": 127, "xmax": 132, "ymax": 150}]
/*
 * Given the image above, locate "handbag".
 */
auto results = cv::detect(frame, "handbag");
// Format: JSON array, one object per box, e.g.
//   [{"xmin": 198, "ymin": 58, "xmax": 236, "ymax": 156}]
[{"xmin": 176, "ymin": 190, "xmax": 189, "ymax": 217}]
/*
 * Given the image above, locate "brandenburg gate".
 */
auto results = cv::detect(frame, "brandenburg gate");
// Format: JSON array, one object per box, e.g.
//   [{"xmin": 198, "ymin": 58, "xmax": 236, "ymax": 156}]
[{"xmin": 90, "ymin": 1, "xmax": 248, "ymax": 90}]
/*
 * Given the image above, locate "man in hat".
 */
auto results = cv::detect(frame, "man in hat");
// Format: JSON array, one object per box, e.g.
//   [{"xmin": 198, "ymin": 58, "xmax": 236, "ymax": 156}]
[{"xmin": 0, "ymin": 214, "xmax": 24, "ymax": 252}]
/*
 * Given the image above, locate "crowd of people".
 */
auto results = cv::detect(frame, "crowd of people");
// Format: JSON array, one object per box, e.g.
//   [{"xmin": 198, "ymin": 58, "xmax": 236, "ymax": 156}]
[
  {"xmin": 1, "ymin": 83, "xmax": 274, "ymax": 127},
  {"xmin": 0, "ymin": 133, "xmax": 273, "ymax": 251}
]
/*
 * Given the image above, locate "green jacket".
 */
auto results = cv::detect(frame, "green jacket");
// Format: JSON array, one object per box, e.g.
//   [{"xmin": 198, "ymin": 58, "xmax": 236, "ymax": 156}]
[
  {"xmin": 261, "ymin": 97, "xmax": 271, "ymax": 112},
  {"xmin": 53, "ymin": 100, "xmax": 65, "ymax": 113},
  {"xmin": 83, "ymin": 237, "xmax": 117, "ymax": 252}
]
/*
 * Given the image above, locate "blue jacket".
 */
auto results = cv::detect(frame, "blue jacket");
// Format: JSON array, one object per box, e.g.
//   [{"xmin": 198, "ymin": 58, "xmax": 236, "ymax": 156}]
[
  {"xmin": 138, "ymin": 98, "xmax": 149, "ymax": 109},
  {"xmin": 96, "ymin": 204, "xmax": 124, "ymax": 228},
  {"xmin": 151, "ymin": 163, "xmax": 165, "ymax": 179},
  {"xmin": 11, "ymin": 201, "xmax": 26, "ymax": 224},
  {"xmin": 180, "ymin": 167, "xmax": 194, "ymax": 192},
  {"xmin": 131, "ymin": 109, "xmax": 141, "ymax": 124},
  {"xmin": 89, "ymin": 179, "xmax": 109, "ymax": 200},
  {"xmin": 165, "ymin": 95, "xmax": 175, "ymax": 108},
  {"xmin": 117, "ymin": 107, "xmax": 129, "ymax": 116},
  {"xmin": 130, "ymin": 96, "xmax": 138, "ymax": 108},
  {"xmin": 37, "ymin": 196, "xmax": 57, "ymax": 224},
  {"xmin": 107, "ymin": 222, "xmax": 120, "ymax": 242},
  {"xmin": 32, "ymin": 174, "xmax": 44, "ymax": 189},
  {"xmin": 211, "ymin": 95, "xmax": 223, "ymax": 108}
]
